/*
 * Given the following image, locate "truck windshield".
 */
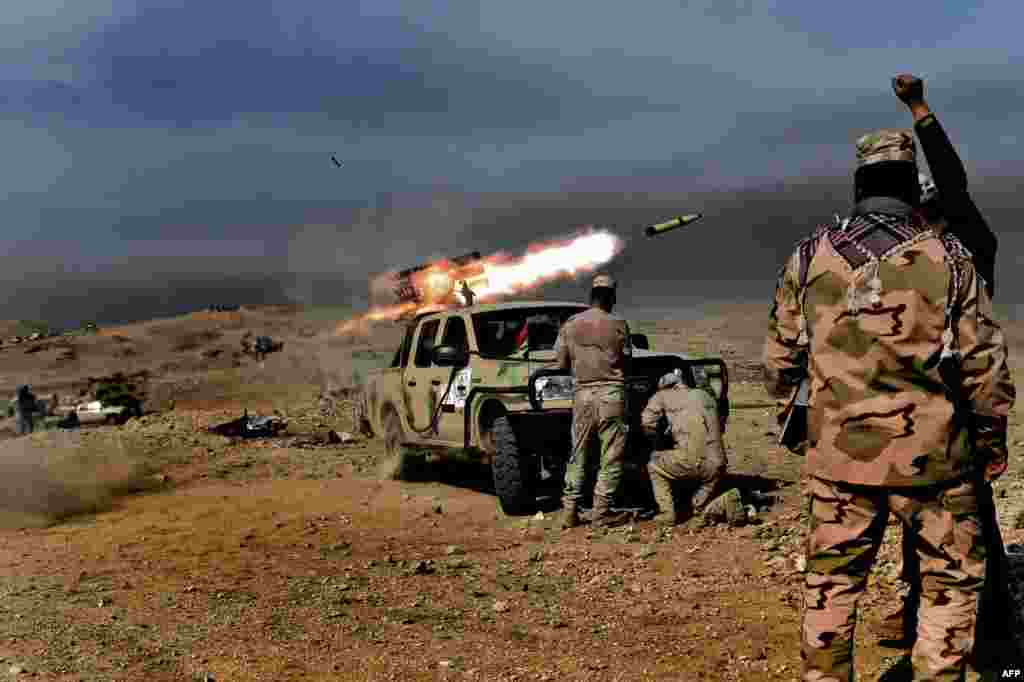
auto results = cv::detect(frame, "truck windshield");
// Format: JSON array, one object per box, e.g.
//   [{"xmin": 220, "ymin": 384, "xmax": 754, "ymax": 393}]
[{"xmin": 472, "ymin": 306, "xmax": 586, "ymax": 357}]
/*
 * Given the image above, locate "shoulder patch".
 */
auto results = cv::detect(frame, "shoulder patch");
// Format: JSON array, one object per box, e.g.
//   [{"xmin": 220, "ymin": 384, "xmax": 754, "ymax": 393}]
[{"xmin": 794, "ymin": 223, "xmax": 831, "ymax": 288}]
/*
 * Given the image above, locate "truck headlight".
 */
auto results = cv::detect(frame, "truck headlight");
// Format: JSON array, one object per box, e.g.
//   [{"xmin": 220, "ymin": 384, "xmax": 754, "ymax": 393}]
[{"xmin": 535, "ymin": 376, "xmax": 576, "ymax": 401}]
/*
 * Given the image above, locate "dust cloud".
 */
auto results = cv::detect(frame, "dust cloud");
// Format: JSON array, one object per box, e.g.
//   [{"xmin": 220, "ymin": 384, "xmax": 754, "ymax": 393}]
[{"xmin": 0, "ymin": 430, "xmax": 159, "ymax": 528}]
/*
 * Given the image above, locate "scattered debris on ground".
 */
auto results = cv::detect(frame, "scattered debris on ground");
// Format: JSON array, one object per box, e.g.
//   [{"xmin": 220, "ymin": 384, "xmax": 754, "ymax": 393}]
[
  {"xmin": 207, "ymin": 410, "xmax": 288, "ymax": 438},
  {"xmin": 0, "ymin": 304, "xmax": 1022, "ymax": 680}
]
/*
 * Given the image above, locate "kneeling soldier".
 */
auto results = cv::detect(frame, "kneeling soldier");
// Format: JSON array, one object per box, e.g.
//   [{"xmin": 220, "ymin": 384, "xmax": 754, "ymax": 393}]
[{"xmin": 641, "ymin": 370, "xmax": 729, "ymax": 525}]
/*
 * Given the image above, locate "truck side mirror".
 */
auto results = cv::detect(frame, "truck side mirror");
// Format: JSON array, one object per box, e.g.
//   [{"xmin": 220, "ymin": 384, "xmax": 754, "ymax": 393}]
[
  {"xmin": 433, "ymin": 344, "xmax": 469, "ymax": 368},
  {"xmin": 630, "ymin": 333, "xmax": 649, "ymax": 350}
]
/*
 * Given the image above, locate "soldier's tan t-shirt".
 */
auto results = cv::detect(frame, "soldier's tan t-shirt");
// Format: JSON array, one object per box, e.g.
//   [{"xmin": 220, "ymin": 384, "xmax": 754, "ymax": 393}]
[{"xmin": 555, "ymin": 307, "xmax": 631, "ymax": 387}]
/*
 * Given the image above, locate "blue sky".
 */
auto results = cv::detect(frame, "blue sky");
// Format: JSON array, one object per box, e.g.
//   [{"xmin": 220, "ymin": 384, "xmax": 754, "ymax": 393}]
[{"xmin": 3, "ymin": 1, "xmax": 1023, "ymax": 324}]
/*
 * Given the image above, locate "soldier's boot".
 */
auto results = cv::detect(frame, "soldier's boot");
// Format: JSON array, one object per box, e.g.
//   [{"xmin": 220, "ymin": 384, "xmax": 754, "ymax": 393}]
[
  {"xmin": 691, "ymin": 480, "xmax": 718, "ymax": 512},
  {"xmin": 650, "ymin": 475, "xmax": 677, "ymax": 526},
  {"xmin": 701, "ymin": 488, "xmax": 748, "ymax": 527},
  {"xmin": 558, "ymin": 502, "xmax": 582, "ymax": 530},
  {"xmin": 589, "ymin": 495, "xmax": 631, "ymax": 529}
]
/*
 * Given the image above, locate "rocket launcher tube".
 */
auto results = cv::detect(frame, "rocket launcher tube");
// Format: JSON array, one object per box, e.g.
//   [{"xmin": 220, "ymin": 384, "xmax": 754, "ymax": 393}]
[
  {"xmin": 644, "ymin": 213, "xmax": 704, "ymax": 237},
  {"xmin": 393, "ymin": 251, "xmax": 485, "ymax": 305}
]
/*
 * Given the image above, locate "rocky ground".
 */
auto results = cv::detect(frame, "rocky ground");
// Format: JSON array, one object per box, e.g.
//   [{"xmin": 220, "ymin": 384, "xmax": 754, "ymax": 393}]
[{"xmin": 0, "ymin": 303, "xmax": 1022, "ymax": 681}]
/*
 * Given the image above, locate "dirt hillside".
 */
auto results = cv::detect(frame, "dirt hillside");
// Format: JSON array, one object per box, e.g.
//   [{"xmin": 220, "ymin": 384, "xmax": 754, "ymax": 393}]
[{"xmin": 0, "ymin": 302, "xmax": 1021, "ymax": 681}]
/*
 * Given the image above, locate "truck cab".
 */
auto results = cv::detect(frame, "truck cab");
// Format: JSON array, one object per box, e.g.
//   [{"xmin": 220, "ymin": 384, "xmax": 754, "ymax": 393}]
[{"xmin": 360, "ymin": 301, "xmax": 729, "ymax": 515}]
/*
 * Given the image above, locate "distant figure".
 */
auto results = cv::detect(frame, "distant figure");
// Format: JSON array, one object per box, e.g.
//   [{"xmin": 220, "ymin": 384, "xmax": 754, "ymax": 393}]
[
  {"xmin": 641, "ymin": 370, "xmax": 735, "ymax": 526},
  {"xmin": 15, "ymin": 385, "xmax": 38, "ymax": 435}
]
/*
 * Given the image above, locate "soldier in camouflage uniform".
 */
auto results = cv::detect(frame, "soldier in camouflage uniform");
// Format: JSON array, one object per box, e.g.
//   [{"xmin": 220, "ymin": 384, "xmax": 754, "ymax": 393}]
[
  {"xmin": 556, "ymin": 273, "xmax": 633, "ymax": 529},
  {"xmin": 641, "ymin": 370, "xmax": 734, "ymax": 526},
  {"xmin": 763, "ymin": 127, "xmax": 1014, "ymax": 680},
  {"xmin": 879, "ymin": 74, "xmax": 1022, "ymax": 671}
]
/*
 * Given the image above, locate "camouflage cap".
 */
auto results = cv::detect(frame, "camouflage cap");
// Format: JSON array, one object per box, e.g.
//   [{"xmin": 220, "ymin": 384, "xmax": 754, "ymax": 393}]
[
  {"xmin": 855, "ymin": 129, "xmax": 916, "ymax": 167},
  {"xmin": 592, "ymin": 273, "xmax": 616, "ymax": 290}
]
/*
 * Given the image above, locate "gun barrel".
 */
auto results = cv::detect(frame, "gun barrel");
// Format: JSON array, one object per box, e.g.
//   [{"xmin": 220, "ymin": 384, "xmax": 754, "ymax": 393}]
[{"xmin": 644, "ymin": 213, "xmax": 704, "ymax": 237}]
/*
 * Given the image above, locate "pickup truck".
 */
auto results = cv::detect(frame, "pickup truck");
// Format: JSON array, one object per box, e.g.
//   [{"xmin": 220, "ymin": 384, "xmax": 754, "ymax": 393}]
[{"xmin": 359, "ymin": 300, "xmax": 729, "ymax": 515}]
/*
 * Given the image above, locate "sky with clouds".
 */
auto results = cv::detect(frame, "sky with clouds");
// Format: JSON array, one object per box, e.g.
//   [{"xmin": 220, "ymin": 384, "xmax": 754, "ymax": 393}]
[{"xmin": 3, "ymin": 0, "xmax": 1023, "ymax": 326}]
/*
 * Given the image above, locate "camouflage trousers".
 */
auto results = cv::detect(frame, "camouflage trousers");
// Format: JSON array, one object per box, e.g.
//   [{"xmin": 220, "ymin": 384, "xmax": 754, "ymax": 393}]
[
  {"xmin": 803, "ymin": 476, "xmax": 987, "ymax": 682},
  {"xmin": 562, "ymin": 384, "xmax": 626, "ymax": 513},
  {"xmin": 649, "ymin": 447, "xmax": 725, "ymax": 512},
  {"xmin": 890, "ymin": 481, "xmax": 1023, "ymax": 671}
]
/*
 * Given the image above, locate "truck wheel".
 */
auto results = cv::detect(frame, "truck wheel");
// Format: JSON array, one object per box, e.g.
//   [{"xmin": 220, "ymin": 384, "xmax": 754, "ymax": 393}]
[
  {"xmin": 490, "ymin": 416, "xmax": 537, "ymax": 515},
  {"xmin": 381, "ymin": 410, "xmax": 422, "ymax": 480},
  {"xmin": 359, "ymin": 417, "xmax": 374, "ymax": 438}
]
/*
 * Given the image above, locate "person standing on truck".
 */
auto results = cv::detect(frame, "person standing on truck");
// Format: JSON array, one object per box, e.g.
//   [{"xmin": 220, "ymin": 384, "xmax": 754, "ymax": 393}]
[
  {"xmin": 640, "ymin": 370, "xmax": 738, "ymax": 527},
  {"xmin": 763, "ymin": 124, "xmax": 1014, "ymax": 679},
  {"xmin": 556, "ymin": 273, "xmax": 633, "ymax": 529}
]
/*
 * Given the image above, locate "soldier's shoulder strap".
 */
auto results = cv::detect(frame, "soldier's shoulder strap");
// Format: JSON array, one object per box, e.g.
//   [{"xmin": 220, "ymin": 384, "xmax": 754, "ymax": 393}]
[
  {"xmin": 795, "ymin": 221, "xmax": 836, "ymax": 290},
  {"xmin": 791, "ymin": 221, "xmax": 835, "ymax": 344},
  {"xmin": 938, "ymin": 231, "xmax": 972, "ymax": 360}
]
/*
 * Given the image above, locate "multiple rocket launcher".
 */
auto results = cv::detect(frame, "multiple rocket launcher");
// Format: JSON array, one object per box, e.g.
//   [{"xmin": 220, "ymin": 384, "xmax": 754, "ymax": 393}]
[
  {"xmin": 393, "ymin": 251, "xmax": 487, "ymax": 306},
  {"xmin": 391, "ymin": 213, "xmax": 705, "ymax": 307}
]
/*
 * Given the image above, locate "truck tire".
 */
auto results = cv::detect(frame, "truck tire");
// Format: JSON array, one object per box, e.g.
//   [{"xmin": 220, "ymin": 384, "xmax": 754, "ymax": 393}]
[
  {"xmin": 381, "ymin": 409, "xmax": 422, "ymax": 481},
  {"xmin": 490, "ymin": 416, "xmax": 537, "ymax": 515}
]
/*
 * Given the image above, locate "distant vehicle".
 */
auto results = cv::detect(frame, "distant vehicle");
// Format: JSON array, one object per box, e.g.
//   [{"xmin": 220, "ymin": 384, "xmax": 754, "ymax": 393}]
[
  {"xmin": 54, "ymin": 400, "xmax": 136, "ymax": 426},
  {"xmin": 358, "ymin": 300, "xmax": 729, "ymax": 515},
  {"xmin": 253, "ymin": 335, "xmax": 283, "ymax": 356}
]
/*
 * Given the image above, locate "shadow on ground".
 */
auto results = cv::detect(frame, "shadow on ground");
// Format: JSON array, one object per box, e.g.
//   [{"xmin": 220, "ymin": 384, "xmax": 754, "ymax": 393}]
[
  {"xmin": 876, "ymin": 655, "xmax": 912, "ymax": 682},
  {"xmin": 724, "ymin": 472, "xmax": 793, "ymax": 499},
  {"xmin": 389, "ymin": 452, "xmax": 794, "ymax": 520}
]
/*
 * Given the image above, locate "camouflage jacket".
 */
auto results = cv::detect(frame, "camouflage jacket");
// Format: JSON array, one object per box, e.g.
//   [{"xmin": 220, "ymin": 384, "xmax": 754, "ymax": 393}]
[
  {"xmin": 641, "ymin": 384, "xmax": 727, "ymax": 471},
  {"xmin": 763, "ymin": 208, "xmax": 1014, "ymax": 487},
  {"xmin": 555, "ymin": 307, "xmax": 632, "ymax": 387}
]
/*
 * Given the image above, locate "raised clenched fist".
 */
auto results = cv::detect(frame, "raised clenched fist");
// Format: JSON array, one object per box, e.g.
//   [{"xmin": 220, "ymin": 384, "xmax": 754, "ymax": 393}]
[{"xmin": 892, "ymin": 74, "xmax": 924, "ymax": 105}]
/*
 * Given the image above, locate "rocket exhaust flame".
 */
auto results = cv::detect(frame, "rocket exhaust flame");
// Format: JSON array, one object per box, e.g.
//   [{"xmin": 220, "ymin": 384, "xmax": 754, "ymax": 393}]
[
  {"xmin": 467, "ymin": 230, "xmax": 622, "ymax": 300},
  {"xmin": 333, "ymin": 228, "xmax": 624, "ymax": 336}
]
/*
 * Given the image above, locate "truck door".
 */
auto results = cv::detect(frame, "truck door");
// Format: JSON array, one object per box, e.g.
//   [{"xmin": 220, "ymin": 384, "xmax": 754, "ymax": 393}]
[
  {"xmin": 405, "ymin": 319, "xmax": 441, "ymax": 437},
  {"xmin": 436, "ymin": 315, "xmax": 473, "ymax": 444}
]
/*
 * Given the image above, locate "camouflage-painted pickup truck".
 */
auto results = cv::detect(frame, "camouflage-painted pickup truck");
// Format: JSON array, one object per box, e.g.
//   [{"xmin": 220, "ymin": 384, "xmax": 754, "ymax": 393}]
[{"xmin": 359, "ymin": 300, "xmax": 729, "ymax": 515}]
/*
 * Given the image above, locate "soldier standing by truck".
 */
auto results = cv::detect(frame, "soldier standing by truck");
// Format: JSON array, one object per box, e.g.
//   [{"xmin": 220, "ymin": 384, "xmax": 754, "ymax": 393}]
[{"xmin": 556, "ymin": 273, "xmax": 633, "ymax": 529}]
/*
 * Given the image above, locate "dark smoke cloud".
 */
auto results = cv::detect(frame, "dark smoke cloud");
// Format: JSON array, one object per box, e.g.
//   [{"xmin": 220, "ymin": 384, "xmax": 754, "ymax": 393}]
[{"xmin": 7, "ymin": 171, "xmax": 1024, "ymax": 328}]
